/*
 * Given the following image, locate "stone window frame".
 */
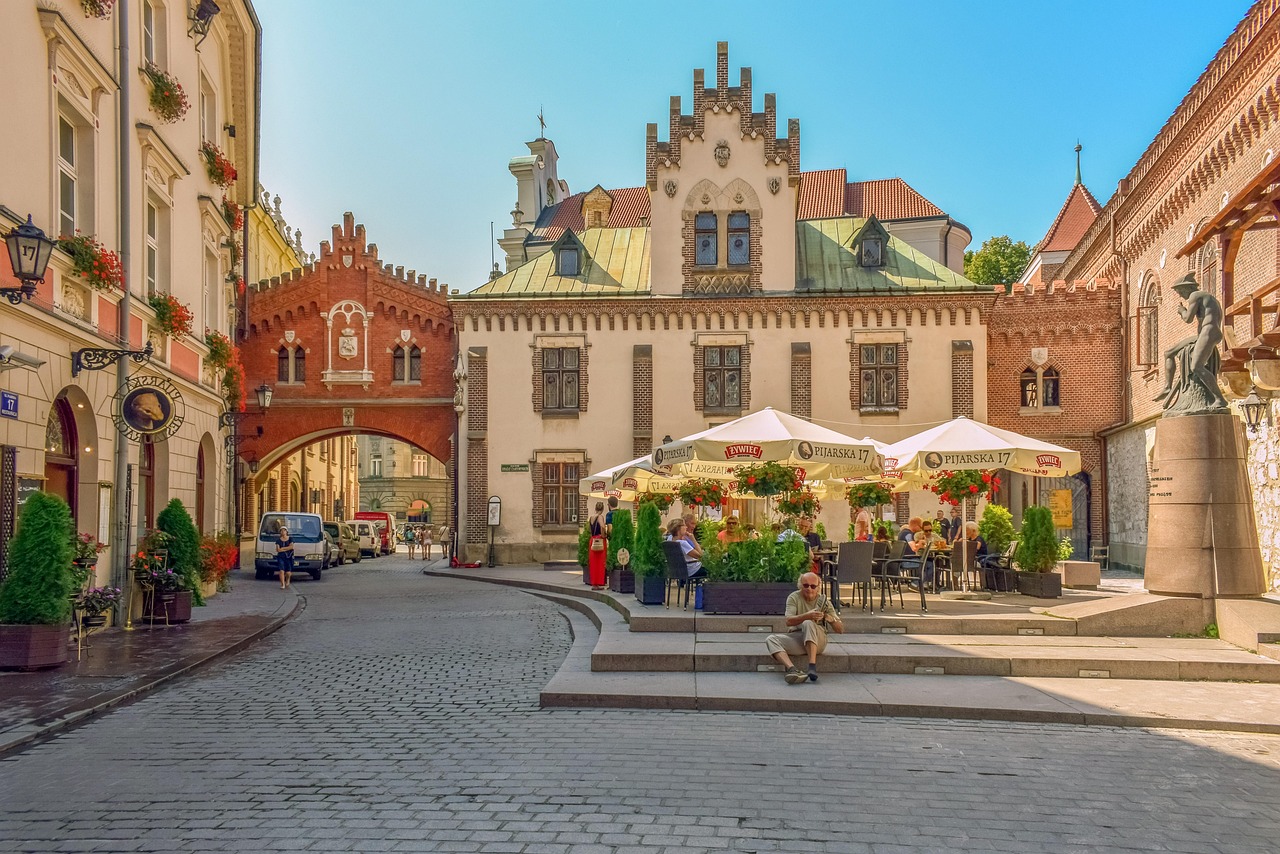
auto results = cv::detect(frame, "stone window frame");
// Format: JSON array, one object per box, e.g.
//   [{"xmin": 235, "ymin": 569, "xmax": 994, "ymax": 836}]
[
  {"xmin": 531, "ymin": 449, "xmax": 589, "ymax": 531},
  {"xmin": 276, "ymin": 343, "xmax": 306, "ymax": 385},
  {"xmin": 693, "ymin": 332, "xmax": 751, "ymax": 415},
  {"xmin": 850, "ymin": 331, "xmax": 908, "ymax": 414},
  {"xmin": 1137, "ymin": 273, "xmax": 1161, "ymax": 371},
  {"xmin": 531, "ymin": 335, "xmax": 589, "ymax": 418},
  {"xmin": 391, "ymin": 343, "xmax": 422, "ymax": 384},
  {"xmin": 682, "ymin": 178, "xmax": 762, "ymax": 293},
  {"xmin": 1019, "ymin": 364, "xmax": 1062, "ymax": 415}
]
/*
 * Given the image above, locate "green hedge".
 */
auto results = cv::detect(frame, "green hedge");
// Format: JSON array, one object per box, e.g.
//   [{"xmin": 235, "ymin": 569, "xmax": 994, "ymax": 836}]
[{"xmin": 0, "ymin": 492, "xmax": 74, "ymax": 625}]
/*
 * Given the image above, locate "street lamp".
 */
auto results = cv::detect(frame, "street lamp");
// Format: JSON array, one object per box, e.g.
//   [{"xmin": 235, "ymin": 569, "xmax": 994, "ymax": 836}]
[
  {"xmin": 3, "ymin": 215, "xmax": 56, "ymax": 304},
  {"xmin": 1239, "ymin": 386, "xmax": 1268, "ymax": 435},
  {"xmin": 255, "ymin": 383, "xmax": 273, "ymax": 410},
  {"xmin": 248, "ymin": 457, "xmax": 260, "ymax": 474}
]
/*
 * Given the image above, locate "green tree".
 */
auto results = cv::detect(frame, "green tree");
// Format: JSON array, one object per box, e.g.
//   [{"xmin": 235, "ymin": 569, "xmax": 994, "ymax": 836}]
[
  {"xmin": 156, "ymin": 499, "xmax": 204, "ymax": 605},
  {"xmin": 963, "ymin": 235, "xmax": 1032, "ymax": 288},
  {"xmin": 1016, "ymin": 505, "xmax": 1059, "ymax": 573},
  {"xmin": 608, "ymin": 510, "xmax": 635, "ymax": 571},
  {"xmin": 632, "ymin": 502, "xmax": 664, "ymax": 577},
  {"xmin": 0, "ymin": 492, "xmax": 75, "ymax": 625},
  {"xmin": 978, "ymin": 504, "xmax": 1016, "ymax": 555}
]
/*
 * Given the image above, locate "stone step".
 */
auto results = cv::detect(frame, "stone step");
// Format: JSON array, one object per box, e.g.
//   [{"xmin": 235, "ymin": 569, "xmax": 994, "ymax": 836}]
[{"xmin": 589, "ymin": 632, "xmax": 1280, "ymax": 683}]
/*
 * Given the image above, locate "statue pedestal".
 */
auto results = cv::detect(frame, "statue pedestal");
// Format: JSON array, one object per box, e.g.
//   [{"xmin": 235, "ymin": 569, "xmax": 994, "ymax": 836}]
[{"xmin": 1145, "ymin": 413, "xmax": 1265, "ymax": 598}]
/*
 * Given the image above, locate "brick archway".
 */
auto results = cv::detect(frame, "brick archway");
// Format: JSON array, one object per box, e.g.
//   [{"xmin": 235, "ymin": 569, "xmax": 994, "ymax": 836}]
[{"xmin": 238, "ymin": 212, "xmax": 456, "ymax": 491}]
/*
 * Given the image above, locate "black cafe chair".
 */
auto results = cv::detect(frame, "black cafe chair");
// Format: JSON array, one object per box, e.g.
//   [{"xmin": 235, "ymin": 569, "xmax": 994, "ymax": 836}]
[
  {"xmin": 833, "ymin": 541, "xmax": 875, "ymax": 613},
  {"xmin": 882, "ymin": 543, "xmax": 930, "ymax": 613},
  {"xmin": 662, "ymin": 541, "xmax": 702, "ymax": 610}
]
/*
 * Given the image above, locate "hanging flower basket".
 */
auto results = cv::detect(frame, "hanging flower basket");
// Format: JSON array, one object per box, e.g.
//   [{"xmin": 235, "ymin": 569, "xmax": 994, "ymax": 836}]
[
  {"xmin": 141, "ymin": 63, "xmax": 190, "ymax": 123},
  {"xmin": 222, "ymin": 355, "xmax": 246, "ymax": 411},
  {"xmin": 201, "ymin": 142, "xmax": 237, "ymax": 187},
  {"xmin": 148, "ymin": 293, "xmax": 195, "ymax": 339},
  {"xmin": 677, "ymin": 478, "xmax": 725, "ymax": 510},
  {"xmin": 225, "ymin": 237, "xmax": 242, "ymax": 270},
  {"xmin": 221, "ymin": 196, "xmax": 244, "ymax": 231},
  {"xmin": 846, "ymin": 482, "xmax": 892, "ymax": 508},
  {"xmin": 81, "ymin": 0, "xmax": 115, "ymax": 19},
  {"xmin": 204, "ymin": 329, "xmax": 234, "ymax": 370},
  {"xmin": 927, "ymin": 470, "xmax": 1001, "ymax": 506},
  {"xmin": 58, "ymin": 233, "xmax": 124, "ymax": 291},
  {"xmin": 775, "ymin": 489, "xmax": 820, "ymax": 518},
  {"xmin": 734, "ymin": 461, "xmax": 802, "ymax": 497},
  {"xmin": 635, "ymin": 491, "xmax": 675, "ymax": 513}
]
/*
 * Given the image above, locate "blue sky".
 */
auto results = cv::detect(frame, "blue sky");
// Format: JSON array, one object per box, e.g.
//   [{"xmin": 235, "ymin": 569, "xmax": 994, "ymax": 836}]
[{"xmin": 255, "ymin": 0, "xmax": 1255, "ymax": 292}]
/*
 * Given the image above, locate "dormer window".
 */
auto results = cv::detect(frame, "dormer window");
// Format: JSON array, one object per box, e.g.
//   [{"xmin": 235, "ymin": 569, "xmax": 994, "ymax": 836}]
[
  {"xmin": 860, "ymin": 237, "xmax": 884, "ymax": 267},
  {"xmin": 557, "ymin": 247, "xmax": 579, "ymax": 277}
]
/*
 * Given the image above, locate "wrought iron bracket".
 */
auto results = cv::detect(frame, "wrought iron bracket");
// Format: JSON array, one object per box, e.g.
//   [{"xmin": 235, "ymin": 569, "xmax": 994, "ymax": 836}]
[
  {"xmin": 218, "ymin": 410, "xmax": 245, "ymax": 430},
  {"xmin": 224, "ymin": 433, "xmax": 250, "ymax": 451},
  {"xmin": 72, "ymin": 341, "xmax": 154, "ymax": 378},
  {"xmin": 0, "ymin": 287, "xmax": 34, "ymax": 306}
]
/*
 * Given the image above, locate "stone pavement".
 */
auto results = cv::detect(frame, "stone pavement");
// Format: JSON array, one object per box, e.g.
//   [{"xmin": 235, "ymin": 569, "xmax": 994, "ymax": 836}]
[
  {"xmin": 0, "ymin": 567, "xmax": 298, "ymax": 757},
  {"xmin": 1, "ymin": 552, "xmax": 1279, "ymax": 853}
]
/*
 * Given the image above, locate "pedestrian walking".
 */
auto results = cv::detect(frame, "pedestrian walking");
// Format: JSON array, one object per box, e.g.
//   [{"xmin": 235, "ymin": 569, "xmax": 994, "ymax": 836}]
[
  {"xmin": 405, "ymin": 524, "xmax": 417, "ymax": 559},
  {"xmin": 421, "ymin": 525, "xmax": 433, "ymax": 560},
  {"xmin": 587, "ymin": 502, "xmax": 608, "ymax": 590},
  {"xmin": 276, "ymin": 526, "xmax": 295, "ymax": 589}
]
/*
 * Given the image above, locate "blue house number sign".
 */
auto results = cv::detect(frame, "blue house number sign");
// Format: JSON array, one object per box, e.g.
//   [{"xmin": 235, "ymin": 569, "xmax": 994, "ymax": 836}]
[{"xmin": 0, "ymin": 392, "xmax": 17, "ymax": 419}]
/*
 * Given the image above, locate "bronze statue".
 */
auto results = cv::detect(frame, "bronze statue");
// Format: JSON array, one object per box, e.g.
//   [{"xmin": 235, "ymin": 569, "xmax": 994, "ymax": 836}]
[{"xmin": 1153, "ymin": 273, "xmax": 1228, "ymax": 415}]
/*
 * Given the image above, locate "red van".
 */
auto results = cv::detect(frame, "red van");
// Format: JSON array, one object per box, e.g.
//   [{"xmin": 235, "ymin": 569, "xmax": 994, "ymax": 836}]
[{"xmin": 354, "ymin": 511, "xmax": 394, "ymax": 555}]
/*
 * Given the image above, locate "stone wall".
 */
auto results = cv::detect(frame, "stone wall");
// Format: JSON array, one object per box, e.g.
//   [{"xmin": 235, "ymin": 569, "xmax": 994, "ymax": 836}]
[
  {"xmin": 1246, "ymin": 398, "xmax": 1280, "ymax": 591},
  {"xmin": 1106, "ymin": 423, "xmax": 1154, "ymax": 573}
]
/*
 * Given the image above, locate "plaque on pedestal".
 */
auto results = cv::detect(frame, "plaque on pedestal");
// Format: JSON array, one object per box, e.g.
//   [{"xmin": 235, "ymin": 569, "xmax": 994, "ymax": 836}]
[{"xmin": 1144, "ymin": 413, "xmax": 1265, "ymax": 598}]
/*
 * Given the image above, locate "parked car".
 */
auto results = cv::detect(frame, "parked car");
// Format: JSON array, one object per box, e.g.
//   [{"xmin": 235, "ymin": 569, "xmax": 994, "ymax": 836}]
[
  {"xmin": 323, "ymin": 521, "xmax": 361, "ymax": 565},
  {"xmin": 354, "ymin": 511, "xmax": 395, "ymax": 555},
  {"xmin": 255, "ymin": 512, "xmax": 328, "ymax": 580},
  {"xmin": 348, "ymin": 519, "xmax": 380, "ymax": 558}
]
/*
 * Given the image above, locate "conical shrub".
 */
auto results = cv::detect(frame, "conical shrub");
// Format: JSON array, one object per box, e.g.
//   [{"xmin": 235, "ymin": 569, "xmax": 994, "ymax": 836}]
[
  {"xmin": 608, "ymin": 509, "xmax": 634, "ymax": 570},
  {"xmin": 0, "ymin": 492, "xmax": 75, "ymax": 625},
  {"xmin": 632, "ymin": 502, "xmax": 663, "ymax": 577},
  {"xmin": 156, "ymin": 499, "xmax": 203, "ymax": 605}
]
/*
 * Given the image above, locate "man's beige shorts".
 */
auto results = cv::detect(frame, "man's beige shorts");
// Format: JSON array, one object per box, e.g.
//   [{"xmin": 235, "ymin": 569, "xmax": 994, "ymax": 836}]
[{"xmin": 765, "ymin": 621, "xmax": 828, "ymax": 656}]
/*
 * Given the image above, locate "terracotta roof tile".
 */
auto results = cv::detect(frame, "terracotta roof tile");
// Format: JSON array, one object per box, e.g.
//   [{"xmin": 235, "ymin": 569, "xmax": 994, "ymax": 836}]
[
  {"xmin": 796, "ymin": 169, "xmax": 848, "ymax": 219},
  {"xmin": 844, "ymin": 177, "xmax": 946, "ymax": 220},
  {"xmin": 1038, "ymin": 183, "xmax": 1102, "ymax": 253},
  {"xmin": 531, "ymin": 187, "xmax": 650, "ymax": 242}
]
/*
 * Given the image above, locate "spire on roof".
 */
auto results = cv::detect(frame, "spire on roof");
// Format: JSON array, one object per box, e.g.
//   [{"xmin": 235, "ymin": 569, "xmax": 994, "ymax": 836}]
[{"xmin": 1074, "ymin": 142, "xmax": 1083, "ymax": 186}]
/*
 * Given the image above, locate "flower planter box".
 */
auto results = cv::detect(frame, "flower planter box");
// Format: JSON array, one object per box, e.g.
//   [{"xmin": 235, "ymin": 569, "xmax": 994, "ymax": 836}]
[
  {"xmin": 608, "ymin": 568, "xmax": 635, "ymax": 594},
  {"xmin": 0, "ymin": 624, "xmax": 71, "ymax": 670},
  {"xmin": 1055, "ymin": 560, "xmax": 1101, "ymax": 590},
  {"xmin": 634, "ymin": 575, "xmax": 665, "ymax": 605},
  {"xmin": 702, "ymin": 582, "xmax": 794, "ymax": 615},
  {"xmin": 145, "ymin": 590, "xmax": 192, "ymax": 623},
  {"xmin": 1016, "ymin": 571, "xmax": 1062, "ymax": 599}
]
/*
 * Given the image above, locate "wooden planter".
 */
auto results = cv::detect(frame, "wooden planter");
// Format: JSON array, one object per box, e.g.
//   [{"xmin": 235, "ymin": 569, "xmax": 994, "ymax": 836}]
[
  {"xmin": 702, "ymin": 582, "xmax": 794, "ymax": 615},
  {"xmin": 1016, "ymin": 571, "xmax": 1062, "ymax": 599},
  {"xmin": 0, "ymin": 623, "xmax": 71, "ymax": 670},
  {"xmin": 634, "ymin": 574, "xmax": 665, "ymax": 605},
  {"xmin": 608, "ymin": 568, "xmax": 635, "ymax": 594},
  {"xmin": 146, "ymin": 590, "xmax": 193, "ymax": 623}
]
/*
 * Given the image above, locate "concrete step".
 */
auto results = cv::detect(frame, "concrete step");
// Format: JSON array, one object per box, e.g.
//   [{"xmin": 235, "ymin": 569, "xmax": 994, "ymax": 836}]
[{"xmin": 588, "ymin": 632, "xmax": 1280, "ymax": 683}]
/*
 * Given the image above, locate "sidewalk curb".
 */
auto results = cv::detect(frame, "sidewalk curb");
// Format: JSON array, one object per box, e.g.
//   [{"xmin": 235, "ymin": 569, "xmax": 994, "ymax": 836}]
[{"xmin": 0, "ymin": 594, "xmax": 305, "ymax": 758}]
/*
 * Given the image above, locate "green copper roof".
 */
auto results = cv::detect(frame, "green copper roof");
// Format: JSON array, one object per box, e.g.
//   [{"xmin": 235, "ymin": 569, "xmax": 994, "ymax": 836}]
[
  {"xmin": 796, "ymin": 218, "xmax": 984, "ymax": 293},
  {"xmin": 464, "ymin": 228, "xmax": 651, "ymax": 298}
]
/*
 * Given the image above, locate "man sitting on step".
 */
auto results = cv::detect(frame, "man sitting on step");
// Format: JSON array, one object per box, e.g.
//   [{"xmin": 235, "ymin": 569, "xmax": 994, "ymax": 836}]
[{"xmin": 765, "ymin": 572, "xmax": 843, "ymax": 684}]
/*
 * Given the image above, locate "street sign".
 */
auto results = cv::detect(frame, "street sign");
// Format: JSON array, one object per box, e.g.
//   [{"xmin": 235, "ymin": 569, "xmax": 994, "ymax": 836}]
[
  {"xmin": 500, "ymin": 463, "xmax": 529, "ymax": 472},
  {"xmin": 0, "ymin": 391, "xmax": 17, "ymax": 419}
]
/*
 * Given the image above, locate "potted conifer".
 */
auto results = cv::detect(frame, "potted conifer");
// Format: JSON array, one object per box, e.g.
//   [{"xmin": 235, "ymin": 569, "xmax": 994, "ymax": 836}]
[
  {"xmin": 631, "ymin": 502, "xmax": 666, "ymax": 605},
  {"xmin": 1014, "ymin": 505, "xmax": 1062, "ymax": 598},
  {"xmin": 144, "ymin": 500, "xmax": 203, "ymax": 622},
  {"xmin": 607, "ymin": 510, "xmax": 635, "ymax": 593},
  {"xmin": 0, "ymin": 492, "xmax": 75, "ymax": 669},
  {"xmin": 700, "ymin": 536, "xmax": 809, "ymax": 614}
]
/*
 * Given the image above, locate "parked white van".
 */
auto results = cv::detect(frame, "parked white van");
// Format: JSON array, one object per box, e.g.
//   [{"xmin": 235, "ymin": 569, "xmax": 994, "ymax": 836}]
[
  {"xmin": 347, "ymin": 519, "xmax": 379, "ymax": 559},
  {"xmin": 256, "ymin": 512, "xmax": 328, "ymax": 580}
]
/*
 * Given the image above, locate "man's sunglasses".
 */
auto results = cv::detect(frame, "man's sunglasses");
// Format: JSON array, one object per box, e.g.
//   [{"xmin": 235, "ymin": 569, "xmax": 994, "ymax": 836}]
[{"xmin": 801, "ymin": 583, "xmax": 820, "ymax": 589}]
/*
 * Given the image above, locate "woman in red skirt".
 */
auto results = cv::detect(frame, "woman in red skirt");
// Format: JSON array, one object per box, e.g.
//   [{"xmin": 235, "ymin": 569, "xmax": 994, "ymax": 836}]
[{"xmin": 587, "ymin": 501, "xmax": 608, "ymax": 590}]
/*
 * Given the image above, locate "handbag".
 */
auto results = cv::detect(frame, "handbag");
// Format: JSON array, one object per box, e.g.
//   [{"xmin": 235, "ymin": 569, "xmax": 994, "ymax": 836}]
[{"xmin": 590, "ymin": 537, "xmax": 606, "ymax": 552}]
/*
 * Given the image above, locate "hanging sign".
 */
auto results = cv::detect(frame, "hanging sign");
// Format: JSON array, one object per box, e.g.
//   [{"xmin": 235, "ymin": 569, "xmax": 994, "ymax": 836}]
[
  {"xmin": 112, "ymin": 376, "xmax": 185, "ymax": 441},
  {"xmin": 1049, "ymin": 489, "xmax": 1073, "ymax": 528}
]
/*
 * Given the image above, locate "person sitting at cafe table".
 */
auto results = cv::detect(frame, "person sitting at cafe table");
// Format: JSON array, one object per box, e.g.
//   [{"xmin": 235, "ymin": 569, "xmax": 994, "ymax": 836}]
[
  {"xmin": 718, "ymin": 514, "xmax": 746, "ymax": 544},
  {"xmin": 900, "ymin": 528, "xmax": 936, "ymax": 588},
  {"xmin": 666, "ymin": 518, "xmax": 706, "ymax": 579},
  {"xmin": 898, "ymin": 517, "xmax": 922, "ymax": 545},
  {"xmin": 765, "ymin": 571, "xmax": 844, "ymax": 684}
]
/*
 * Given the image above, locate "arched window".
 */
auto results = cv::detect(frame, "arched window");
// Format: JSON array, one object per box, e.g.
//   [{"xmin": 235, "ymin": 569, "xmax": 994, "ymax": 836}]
[
  {"xmin": 294, "ymin": 348, "xmax": 305, "ymax": 382},
  {"xmin": 1020, "ymin": 368, "xmax": 1038, "ymax": 407},
  {"xmin": 196, "ymin": 446, "xmax": 206, "ymax": 534},
  {"xmin": 392, "ymin": 346, "xmax": 406, "ymax": 381},
  {"xmin": 1042, "ymin": 368, "xmax": 1060, "ymax": 407},
  {"xmin": 278, "ymin": 346, "xmax": 305, "ymax": 383},
  {"xmin": 277, "ymin": 347, "xmax": 289, "ymax": 382},
  {"xmin": 1138, "ymin": 275, "xmax": 1161, "ymax": 368},
  {"xmin": 408, "ymin": 346, "xmax": 421, "ymax": 381}
]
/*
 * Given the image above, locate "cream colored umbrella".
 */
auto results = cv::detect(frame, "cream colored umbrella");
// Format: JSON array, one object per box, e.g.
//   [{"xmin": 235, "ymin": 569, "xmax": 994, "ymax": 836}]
[
  {"xmin": 883, "ymin": 417, "xmax": 1081, "ymax": 479},
  {"xmin": 578, "ymin": 456, "xmax": 680, "ymax": 502},
  {"xmin": 650, "ymin": 407, "xmax": 883, "ymax": 480}
]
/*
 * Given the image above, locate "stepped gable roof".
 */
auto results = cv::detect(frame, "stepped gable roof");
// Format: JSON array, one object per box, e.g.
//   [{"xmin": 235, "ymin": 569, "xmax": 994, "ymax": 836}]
[
  {"xmin": 468, "ymin": 228, "xmax": 651, "ymax": 297},
  {"xmin": 1038, "ymin": 183, "xmax": 1102, "ymax": 253},
  {"xmin": 530, "ymin": 187, "xmax": 649, "ymax": 243},
  {"xmin": 796, "ymin": 217, "xmax": 983, "ymax": 294}
]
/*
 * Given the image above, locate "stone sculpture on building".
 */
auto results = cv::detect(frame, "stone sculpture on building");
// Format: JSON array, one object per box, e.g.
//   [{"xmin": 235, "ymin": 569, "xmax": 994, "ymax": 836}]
[{"xmin": 1153, "ymin": 273, "xmax": 1228, "ymax": 415}]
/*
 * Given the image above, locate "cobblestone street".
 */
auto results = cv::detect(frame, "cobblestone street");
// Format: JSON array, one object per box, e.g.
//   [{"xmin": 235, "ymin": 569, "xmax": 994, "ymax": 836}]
[{"xmin": 2, "ymin": 554, "xmax": 1279, "ymax": 854}]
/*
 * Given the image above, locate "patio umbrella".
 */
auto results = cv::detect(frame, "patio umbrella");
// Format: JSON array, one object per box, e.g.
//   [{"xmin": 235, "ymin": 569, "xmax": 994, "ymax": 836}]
[
  {"xmin": 650, "ymin": 407, "xmax": 883, "ymax": 480},
  {"xmin": 883, "ymin": 416, "xmax": 1081, "ymax": 479},
  {"xmin": 577, "ymin": 455, "xmax": 680, "ymax": 502}
]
